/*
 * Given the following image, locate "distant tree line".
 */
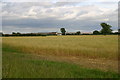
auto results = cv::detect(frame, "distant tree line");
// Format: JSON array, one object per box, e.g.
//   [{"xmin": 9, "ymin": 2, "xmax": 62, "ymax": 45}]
[
  {"xmin": 60, "ymin": 23, "xmax": 120, "ymax": 35},
  {"xmin": 1, "ymin": 22, "xmax": 120, "ymax": 37},
  {"xmin": 1, "ymin": 32, "xmax": 57, "ymax": 37}
]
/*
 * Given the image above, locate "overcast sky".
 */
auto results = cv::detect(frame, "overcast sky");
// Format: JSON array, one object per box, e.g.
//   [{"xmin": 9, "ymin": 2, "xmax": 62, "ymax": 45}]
[{"xmin": 1, "ymin": 0, "xmax": 118, "ymax": 33}]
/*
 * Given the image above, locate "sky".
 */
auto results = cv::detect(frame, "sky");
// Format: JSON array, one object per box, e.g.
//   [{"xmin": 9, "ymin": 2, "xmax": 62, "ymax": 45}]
[{"xmin": 1, "ymin": 0, "xmax": 119, "ymax": 34}]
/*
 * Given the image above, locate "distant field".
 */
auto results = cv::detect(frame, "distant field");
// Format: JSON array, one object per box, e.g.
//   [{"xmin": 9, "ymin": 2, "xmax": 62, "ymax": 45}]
[{"xmin": 2, "ymin": 35, "xmax": 120, "ymax": 78}]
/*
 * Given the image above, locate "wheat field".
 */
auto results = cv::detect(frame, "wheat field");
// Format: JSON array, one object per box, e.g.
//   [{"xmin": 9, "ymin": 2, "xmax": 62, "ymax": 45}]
[
  {"xmin": 3, "ymin": 35, "xmax": 118, "ymax": 59},
  {"xmin": 2, "ymin": 35, "xmax": 119, "ymax": 78}
]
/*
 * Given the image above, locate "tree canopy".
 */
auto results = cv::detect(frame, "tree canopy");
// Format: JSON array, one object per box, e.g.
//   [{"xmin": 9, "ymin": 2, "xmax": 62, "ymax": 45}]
[
  {"xmin": 76, "ymin": 31, "xmax": 81, "ymax": 35},
  {"xmin": 93, "ymin": 30, "xmax": 100, "ymax": 35},
  {"xmin": 60, "ymin": 28, "xmax": 66, "ymax": 35},
  {"xmin": 100, "ymin": 23, "xmax": 112, "ymax": 35}
]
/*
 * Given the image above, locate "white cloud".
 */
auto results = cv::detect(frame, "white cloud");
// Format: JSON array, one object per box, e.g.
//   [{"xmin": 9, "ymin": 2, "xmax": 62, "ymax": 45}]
[
  {"xmin": 2, "ymin": 0, "xmax": 119, "ymax": 2},
  {"xmin": 2, "ymin": 2, "xmax": 118, "ymax": 33},
  {"xmin": 95, "ymin": 0, "xmax": 119, "ymax": 2},
  {"xmin": 2, "ymin": 2, "xmax": 117, "ymax": 20}
]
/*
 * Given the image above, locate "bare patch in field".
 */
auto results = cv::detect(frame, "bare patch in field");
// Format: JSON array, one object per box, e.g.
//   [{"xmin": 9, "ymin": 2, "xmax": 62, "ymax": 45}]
[{"xmin": 24, "ymin": 53, "xmax": 118, "ymax": 72}]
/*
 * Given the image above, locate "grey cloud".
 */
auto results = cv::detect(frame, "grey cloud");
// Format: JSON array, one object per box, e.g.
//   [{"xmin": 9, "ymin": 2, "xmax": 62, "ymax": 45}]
[
  {"xmin": 2, "ymin": 16, "xmax": 112, "ymax": 32},
  {"xmin": 2, "ymin": 2, "xmax": 118, "ymax": 33}
]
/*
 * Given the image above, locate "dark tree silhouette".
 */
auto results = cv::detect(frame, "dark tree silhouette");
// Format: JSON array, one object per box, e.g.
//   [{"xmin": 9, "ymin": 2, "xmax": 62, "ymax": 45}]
[
  {"xmin": 17, "ymin": 32, "xmax": 21, "ymax": 34},
  {"xmin": 76, "ymin": 31, "xmax": 81, "ymax": 35},
  {"xmin": 118, "ymin": 29, "xmax": 120, "ymax": 33},
  {"xmin": 60, "ymin": 28, "xmax": 66, "ymax": 35},
  {"xmin": 12, "ymin": 32, "xmax": 16, "ymax": 35},
  {"xmin": 100, "ymin": 23, "xmax": 112, "ymax": 35},
  {"xmin": 93, "ymin": 30, "xmax": 100, "ymax": 35}
]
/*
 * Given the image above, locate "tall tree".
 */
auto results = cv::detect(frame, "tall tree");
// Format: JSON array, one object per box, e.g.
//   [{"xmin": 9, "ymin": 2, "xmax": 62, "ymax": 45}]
[
  {"xmin": 100, "ymin": 23, "xmax": 112, "ymax": 35},
  {"xmin": 60, "ymin": 28, "xmax": 66, "ymax": 35}
]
